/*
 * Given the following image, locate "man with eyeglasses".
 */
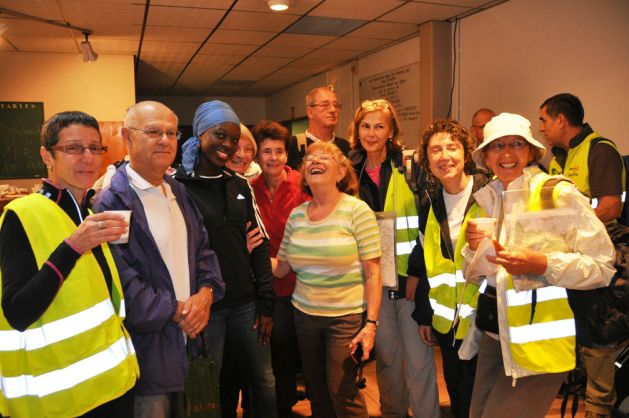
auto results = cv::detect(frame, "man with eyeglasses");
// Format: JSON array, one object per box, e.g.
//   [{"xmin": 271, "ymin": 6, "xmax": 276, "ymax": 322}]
[
  {"xmin": 471, "ymin": 108, "xmax": 495, "ymax": 147},
  {"xmin": 540, "ymin": 93, "xmax": 627, "ymax": 418},
  {"xmin": 286, "ymin": 86, "xmax": 351, "ymax": 169},
  {"xmin": 95, "ymin": 101, "xmax": 225, "ymax": 418}
]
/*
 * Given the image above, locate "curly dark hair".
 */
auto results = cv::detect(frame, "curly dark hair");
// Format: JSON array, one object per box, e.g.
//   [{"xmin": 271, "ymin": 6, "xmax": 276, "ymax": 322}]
[
  {"xmin": 418, "ymin": 119, "xmax": 476, "ymax": 176},
  {"xmin": 251, "ymin": 120, "xmax": 290, "ymax": 152},
  {"xmin": 41, "ymin": 111, "xmax": 101, "ymax": 149}
]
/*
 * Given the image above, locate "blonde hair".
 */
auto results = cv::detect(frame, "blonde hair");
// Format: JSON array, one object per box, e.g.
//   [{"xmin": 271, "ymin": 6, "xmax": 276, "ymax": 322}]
[
  {"xmin": 348, "ymin": 99, "xmax": 404, "ymax": 152},
  {"xmin": 300, "ymin": 142, "xmax": 358, "ymax": 196}
]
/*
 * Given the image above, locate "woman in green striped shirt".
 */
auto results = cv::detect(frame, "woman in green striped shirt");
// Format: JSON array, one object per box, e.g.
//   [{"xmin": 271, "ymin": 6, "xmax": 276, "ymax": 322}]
[{"xmin": 273, "ymin": 141, "xmax": 382, "ymax": 418}]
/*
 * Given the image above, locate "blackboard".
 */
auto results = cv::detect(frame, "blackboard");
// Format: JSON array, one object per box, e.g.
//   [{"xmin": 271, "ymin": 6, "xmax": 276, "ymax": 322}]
[{"xmin": 0, "ymin": 102, "xmax": 46, "ymax": 179}]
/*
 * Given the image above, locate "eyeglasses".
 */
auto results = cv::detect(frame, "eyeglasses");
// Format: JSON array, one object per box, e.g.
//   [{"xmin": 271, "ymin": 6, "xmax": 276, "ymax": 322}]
[
  {"xmin": 127, "ymin": 127, "xmax": 182, "ymax": 141},
  {"xmin": 486, "ymin": 139, "xmax": 528, "ymax": 152},
  {"xmin": 50, "ymin": 144, "xmax": 108, "ymax": 155},
  {"xmin": 309, "ymin": 101, "xmax": 342, "ymax": 110},
  {"xmin": 304, "ymin": 154, "xmax": 337, "ymax": 164}
]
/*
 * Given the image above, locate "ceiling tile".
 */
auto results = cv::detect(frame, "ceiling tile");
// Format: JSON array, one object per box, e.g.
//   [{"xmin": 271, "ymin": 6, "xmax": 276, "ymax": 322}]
[
  {"xmin": 224, "ymin": 55, "xmax": 294, "ymax": 79},
  {"xmin": 0, "ymin": 0, "xmax": 64, "ymax": 20},
  {"xmin": 198, "ymin": 42, "xmax": 259, "ymax": 56},
  {"xmin": 233, "ymin": 0, "xmax": 322, "ymax": 14},
  {"xmin": 143, "ymin": 25, "xmax": 210, "ymax": 42},
  {"xmin": 151, "ymin": 0, "xmax": 232, "ymax": 8},
  {"xmin": 307, "ymin": 48, "xmax": 361, "ymax": 61},
  {"xmin": 63, "ymin": 1, "xmax": 144, "ymax": 25},
  {"xmin": 0, "ymin": 37, "xmax": 16, "ymax": 51},
  {"xmin": 88, "ymin": 23, "xmax": 141, "ymax": 39},
  {"xmin": 309, "ymin": 0, "xmax": 405, "ymax": 20},
  {"xmin": 0, "ymin": 18, "xmax": 70, "ymax": 37},
  {"xmin": 324, "ymin": 36, "xmax": 390, "ymax": 51},
  {"xmin": 267, "ymin": 33, "xmax": 335, "ymax": 48},
  {"xmin": 138, "ymin": 60, "xmax": 186, "ymax": 78},
  {"xmin": 209, "ymin": 29, "xmax": 276, "ymax": 45},
  {"xmin": 192, "ymin": 53, "xmax": 245, "ymax": 67},
  {"xmin": 90, "ymin": 38, "xmax": 138, "ymax": 54},
  {"xmin": 423, "ymin": 0, "xmax": 495, "ymax": 7},
  {"xmin": 8, "ymin": 35, "xmax": 77, "ymax": 52},
  {"xmin": 348, "ymin": 21, "xmax": 418, "ymax": 40},
  {"xmin": 147, "ymin": 5, "xmax": 224, "ymax": 28},
  {"xmin": 140, "ymin": 41, "xmax": 200, "ymax": 62},
  {"xmin": 220, "ymin": 10, "xmax": 299, "ymax": 32},
  {"xmin": 379, "ymin": 2, "xmax": 470, "ymax": 24},
  {"xmin": 254, "ymin": 44, "xmax": 312, "ymax": 58},
  {"xmin": 285, "ymin": 56, "xmax": 339, "ymax": 71}
]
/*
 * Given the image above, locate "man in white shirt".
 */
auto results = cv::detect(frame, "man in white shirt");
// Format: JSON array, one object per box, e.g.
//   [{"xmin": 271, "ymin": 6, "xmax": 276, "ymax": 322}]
[
  {"xmin": 96, "ymin": 101, "xmax": 224, "ymax": 418},
  {"xmin": 286, "ymin": 86, "xmax": 350, "ymax": 168}
]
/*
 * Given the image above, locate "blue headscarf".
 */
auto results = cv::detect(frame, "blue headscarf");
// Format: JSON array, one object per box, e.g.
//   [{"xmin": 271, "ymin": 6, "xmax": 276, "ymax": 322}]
[{"xmin": 181, "ymin": 100, "xmax": 241, "ymax": 173}]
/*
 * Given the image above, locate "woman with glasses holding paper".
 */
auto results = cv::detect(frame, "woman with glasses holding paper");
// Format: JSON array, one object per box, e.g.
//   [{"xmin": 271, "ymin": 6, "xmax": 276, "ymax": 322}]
[
  {"xmin": 348, "ymin": 98, "xmax": 440, "ymax": 418},
  {"xmin": 273, "ymin": 142, "xmax": 382, "ymax": 418},
  {"xmin": 408, "ymin": 119, "xmax": 489, "ymax": 418},
  {"xmin": 0, "ymin": 111, "xmax": 138, "ymax": 417},
  {"xmin": 462, "ymin": 113, "xmax": 615, "ymax": 418}
]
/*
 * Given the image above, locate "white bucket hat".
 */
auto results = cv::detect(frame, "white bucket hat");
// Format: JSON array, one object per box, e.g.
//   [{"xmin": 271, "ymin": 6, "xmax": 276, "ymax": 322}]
[{"xmin": 472, "ymin": 112, "xmax": 546, "ymax": 169}]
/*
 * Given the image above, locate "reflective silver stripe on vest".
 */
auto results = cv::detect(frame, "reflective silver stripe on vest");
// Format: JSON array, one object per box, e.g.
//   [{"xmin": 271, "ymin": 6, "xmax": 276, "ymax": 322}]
[
  {"xmin": 428, "ymin": 271, "xmax": 465, "ymax": 289},
  {"xmin": 396, "ymin": 215, "xmax": 419, "ymax": 229},
  {"xmin": 505, "ymin": 286, "xmax": 567, "ymax": 307},
  {"xmin": 0, "ymin": 299, "xmax": 115, "ymax": 351},
  {"xmin": 429, "ymin": 299, "xmax": 475, "ymax": 320},
  {"xmin": 1, "ymin": 336, "xmax": 134, "ymax": 398},
  {"xmin": 509, "ymin": 319, "xmax": 576, "ymax": 344},
  {"xmin": 119, "ymin": 299, "xmax": 126, "ymax": 319},
  {"xmin": 396, "ymin": 240, "xmax": 416, "ymax": 255}
]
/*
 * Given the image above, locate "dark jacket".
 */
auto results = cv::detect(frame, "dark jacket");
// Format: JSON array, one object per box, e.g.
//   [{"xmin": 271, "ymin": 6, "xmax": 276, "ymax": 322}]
[
  {"xmin": 95, "ymin": 162, "xmax": 225, "ymax": 395},
  {"xmin": 410, "ymin": 173, "xmax": 489, "ymax": 326},
  {"xmin": 174, "ymin": 166, "xmax": 275, "ymax": 317},
  {"xmin": 353, "ymin": 148, "xmax": 415, "ymax": 298},
  {"xmin": 287, "ymin": 135, "xmax": 351, "ymax": 169}
]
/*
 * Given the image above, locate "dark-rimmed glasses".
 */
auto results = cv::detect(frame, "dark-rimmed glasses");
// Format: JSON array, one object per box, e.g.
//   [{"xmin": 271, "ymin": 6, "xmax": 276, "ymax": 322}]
[
  {"xmin": 309, "ymin": 101, "xmax": 342, "ymax": 110},
  {"xmin": 49, "ymin": 144, "xmax": 108, "ymax": 155}
]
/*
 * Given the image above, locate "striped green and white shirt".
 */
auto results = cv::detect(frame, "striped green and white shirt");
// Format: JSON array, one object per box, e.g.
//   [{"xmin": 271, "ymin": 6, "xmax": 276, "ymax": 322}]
[{"xmin": 278, "ymin": 194, "xmax": 381, "ymax": 317}]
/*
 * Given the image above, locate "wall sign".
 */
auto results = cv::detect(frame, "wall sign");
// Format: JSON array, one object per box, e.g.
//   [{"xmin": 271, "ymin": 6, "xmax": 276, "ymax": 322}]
[
  {"xmin": 0, "ymin": 102, "xmax": 46, "ymax": 179},
  {"xmin": 359, "ymin": 63, "xmax": 420, "ymax": 149}
]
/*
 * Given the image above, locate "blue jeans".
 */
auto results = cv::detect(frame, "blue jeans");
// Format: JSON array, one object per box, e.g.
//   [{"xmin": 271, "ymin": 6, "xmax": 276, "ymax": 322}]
[{"xmin": 205, "ymin": 300, "xmax": 277, "ymax": 418}]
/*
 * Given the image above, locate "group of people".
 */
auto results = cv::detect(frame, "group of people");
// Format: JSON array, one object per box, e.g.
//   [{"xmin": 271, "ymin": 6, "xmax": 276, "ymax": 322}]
[{"xmin": 0, "ymin": 87, "xmax": 625, "ymax": 418}]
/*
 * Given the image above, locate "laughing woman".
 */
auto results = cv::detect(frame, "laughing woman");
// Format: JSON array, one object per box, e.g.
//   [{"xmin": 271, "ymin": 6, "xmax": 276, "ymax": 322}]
[{"xmin": 272, "ymin": 142, "xmax": 382, "ymax": 418}]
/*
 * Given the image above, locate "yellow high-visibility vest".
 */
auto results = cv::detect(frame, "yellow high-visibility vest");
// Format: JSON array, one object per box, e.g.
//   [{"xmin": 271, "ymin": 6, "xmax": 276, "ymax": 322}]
[
  {"xmin": 0, "ymin": 193, "xmax": 139, "ymax": 418},
  {"xmin": 424, "ymin": 203, "xmax": 481, "ymax": 339},
  {"xmin": 383, "ymin": 165, "xmax": 419, "ymax": 277}
]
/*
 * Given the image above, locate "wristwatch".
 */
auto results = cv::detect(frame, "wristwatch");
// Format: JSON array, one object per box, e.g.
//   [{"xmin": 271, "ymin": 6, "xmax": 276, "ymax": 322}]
[{"xmin": 366, "ymin": 319, "xmax": 380, "ymax": 327}]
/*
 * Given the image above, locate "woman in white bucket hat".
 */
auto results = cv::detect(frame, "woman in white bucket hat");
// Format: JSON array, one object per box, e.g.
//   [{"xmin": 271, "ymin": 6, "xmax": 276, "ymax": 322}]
[{"xmin": 460, "ymin": 113, "xmax": 615, "ymax": 418}]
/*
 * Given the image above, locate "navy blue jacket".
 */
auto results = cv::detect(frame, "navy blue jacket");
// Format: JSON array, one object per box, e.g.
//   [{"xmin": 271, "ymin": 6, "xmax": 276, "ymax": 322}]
[{"xmin": 95, "ymin": 162, "xmax": 225, "ymax": 395}]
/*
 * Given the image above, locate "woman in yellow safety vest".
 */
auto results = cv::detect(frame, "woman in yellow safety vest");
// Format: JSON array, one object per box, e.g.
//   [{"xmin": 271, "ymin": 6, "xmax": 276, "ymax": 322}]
[
  {"xmin": 462, "ymin": 113, "xmax": 615, "ymax": 418},
  {"xmin": 409, "ymin": 119, "xmax": 489, "ymax": 418},
  {"xmin": 349, "ymin": 99, "xmax": 440, "ymax": 417},
  {"xmin": 0, "ymin": 111, "xmax": 138, "ymax": 418}
]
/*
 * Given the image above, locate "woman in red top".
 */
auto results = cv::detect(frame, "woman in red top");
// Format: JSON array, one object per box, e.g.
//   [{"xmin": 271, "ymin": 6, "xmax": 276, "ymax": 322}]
[{"xmin": 251, "ymin": 121, "xmax": 310, "ymax": 418}]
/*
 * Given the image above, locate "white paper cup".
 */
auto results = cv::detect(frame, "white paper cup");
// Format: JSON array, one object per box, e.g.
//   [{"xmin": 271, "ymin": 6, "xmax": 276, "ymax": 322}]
[
  {"xmin": 469, "ymin": 217, "xmax": 496, "ymax": 240},
  {"xmin": 105, "ymin": 210, "xmax": 131, "ymax": 244}
]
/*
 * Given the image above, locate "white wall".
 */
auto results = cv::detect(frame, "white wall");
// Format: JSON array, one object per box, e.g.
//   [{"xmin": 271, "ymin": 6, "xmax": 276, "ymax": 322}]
[
  {"xmin": 455, "ymin": 0, "xmax": 629, "ymax": 152},
  {"xmin": 266, "ymin": 36, "xmax": 420, "ymax": 140},
  {"xmin": 140, "ymin": 95, "xmax": 266, "ymax": 126},
  {"xmin": 0, "ymin": 52, "xmax": 135, "ymax": 121}
]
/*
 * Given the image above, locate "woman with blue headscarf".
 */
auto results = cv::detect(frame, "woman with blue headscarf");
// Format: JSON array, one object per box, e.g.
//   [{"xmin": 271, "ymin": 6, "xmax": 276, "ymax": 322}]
[{"xmin": 175, "ymin": 101, "xmax": 277, "ymax": 418}]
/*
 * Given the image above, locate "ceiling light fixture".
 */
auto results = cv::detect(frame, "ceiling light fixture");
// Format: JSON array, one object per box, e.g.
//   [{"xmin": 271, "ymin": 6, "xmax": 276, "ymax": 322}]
[
  {"xmin": 267, "ymin": 0, "xmax": 290, "ymax": 12},
  {"xmin": 79, "ymin": 32, "xmax": 98, "ymax": 62}
]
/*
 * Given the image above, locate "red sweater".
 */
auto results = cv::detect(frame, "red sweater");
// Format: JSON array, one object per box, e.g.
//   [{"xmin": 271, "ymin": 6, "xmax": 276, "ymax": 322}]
[{"xmin": 252, "ymin": 167, "xmax": 310, "ymax": 297}]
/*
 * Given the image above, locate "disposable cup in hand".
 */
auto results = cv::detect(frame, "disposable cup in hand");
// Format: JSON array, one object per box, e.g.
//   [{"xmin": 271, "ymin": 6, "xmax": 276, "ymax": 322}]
[
  {"xmin": 470, "ymin": 217, "xmax": 496, "ymax": 240},
  {"xmin": 105, "ymin": 210, "xmax": 131, "ymax": 244}
]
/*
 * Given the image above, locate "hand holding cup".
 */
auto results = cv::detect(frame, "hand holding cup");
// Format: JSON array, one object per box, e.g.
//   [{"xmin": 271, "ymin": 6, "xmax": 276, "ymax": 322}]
[
  {"xmin": 67, "ymin": 211, "xmax": 130, "ymax": 253},
  {"xmin": 467, "ymin": 217, "xmax": 496, "ymax": 251}
]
